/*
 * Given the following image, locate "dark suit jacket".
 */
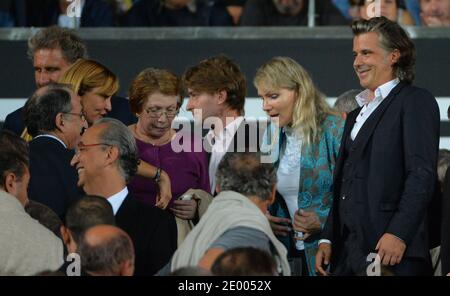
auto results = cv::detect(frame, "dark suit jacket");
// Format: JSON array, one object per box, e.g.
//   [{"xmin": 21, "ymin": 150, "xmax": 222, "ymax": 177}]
[
  {"xmin": 2, "ymin": 96, "xmax": 136, "ymax": 136},
  {"xmin": 322, "ymin": 82, "xmax": 440, "ymax": 269},
  {"xmin": 115, "ymin": 194, "xmax": 177, "ymax": 276},
  {"xmin": 441, "ymin": 167, "xmax": 450, "ymax": 275},
  {"xmin": 28, "ymin": 136, "xmax": 81, "ymax": 218}
]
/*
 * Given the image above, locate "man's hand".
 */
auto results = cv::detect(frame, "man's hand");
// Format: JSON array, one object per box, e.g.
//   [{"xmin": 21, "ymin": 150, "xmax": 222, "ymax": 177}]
[
  {"xmin": 266, "ymin": 212, "xmax": 291, "ymax": 236},
  {"xmin": 293, "ymin": 209, "xmax": 321, "ymax": 240},
  {"xmin": 171, "ymin": 199, "xmax": 198, "ymax": 220},
  {"xmin": 375, "ymin": 233, "xmax": 406, "ymax": 266},
  {"xmin": 155, "ymin": 170, "xmax": 171, "ymax": 209},
  {"xmin": 315, "ymin": 243, "xmax": 332, "ymax": 276}
]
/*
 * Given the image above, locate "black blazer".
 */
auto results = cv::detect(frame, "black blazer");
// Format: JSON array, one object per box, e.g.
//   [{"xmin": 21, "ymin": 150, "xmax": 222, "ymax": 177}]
[
  {"xmin": 115, "ymin": 194, "xmax": 177, "ymax": 276},
  {"xmin": 2, "ymin": 96, "xmax": 136, "ymax": 136},
  {"xmin": 441, "ymin": 167, "xmax": 450, "ymax": 275},
  {"xmin": 28, "ymin": 136, "xmax": 81, "ymax": 217},
  {"xmin": 322, "ymin": 82, "xmax": 440, "ymax": 265}
]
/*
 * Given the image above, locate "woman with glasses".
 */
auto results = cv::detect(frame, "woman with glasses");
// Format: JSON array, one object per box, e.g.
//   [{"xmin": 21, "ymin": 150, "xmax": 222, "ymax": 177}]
[
  {"xmin": 60, "ymin": 59, "xmax": 174, "ymax": 209},
  {"xmin": 255, "ymin": 57, "xmax": 344, "ymax": 275},
  {"xmin": 127, "ymin": 68, "xmax": 210, "ymax": 216}
]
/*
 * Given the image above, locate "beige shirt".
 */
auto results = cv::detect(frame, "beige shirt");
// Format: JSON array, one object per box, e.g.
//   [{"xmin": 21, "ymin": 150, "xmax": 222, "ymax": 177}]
[{"xmin": 0, "ymin": 190, "xmax": 64, "ymax": 276}]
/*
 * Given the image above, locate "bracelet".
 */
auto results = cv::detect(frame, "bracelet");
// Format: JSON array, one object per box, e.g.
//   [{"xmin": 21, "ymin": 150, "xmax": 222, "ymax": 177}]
[{"xmin": 153, "ymin": 167, "xmax": 162, "ymax": 183}]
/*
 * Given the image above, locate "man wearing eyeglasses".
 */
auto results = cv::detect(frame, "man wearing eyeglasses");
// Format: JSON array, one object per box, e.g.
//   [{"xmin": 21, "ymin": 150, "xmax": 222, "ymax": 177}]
[
  {"xmin": 23, "ymin": 83, "xmax": 88, "ymax": 218},
  {"xmin": 70, "ymin": 118, "xmax": 177, "ymax": 276}
]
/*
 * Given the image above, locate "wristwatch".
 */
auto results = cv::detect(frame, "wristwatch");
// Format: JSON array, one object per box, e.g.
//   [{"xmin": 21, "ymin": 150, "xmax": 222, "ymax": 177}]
[{"xmin": 153, "ymin": 167, "xmax": 162, "ymax": 183}]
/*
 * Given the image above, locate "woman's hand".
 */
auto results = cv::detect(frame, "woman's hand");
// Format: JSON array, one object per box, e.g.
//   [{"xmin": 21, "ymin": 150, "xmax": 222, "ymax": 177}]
[
  {"xmin": 293, "ymin": 209, "xmax": 321, "ymax": 240},
  {"xmin": 155, "ymin": 170, "xmax": 172, "ymax": 209}
]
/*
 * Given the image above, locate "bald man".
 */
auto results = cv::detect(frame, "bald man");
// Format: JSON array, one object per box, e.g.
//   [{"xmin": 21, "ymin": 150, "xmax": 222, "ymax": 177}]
[{"xmin": 78, "ymin": 225, "xmax": 135, "ymax": 276}]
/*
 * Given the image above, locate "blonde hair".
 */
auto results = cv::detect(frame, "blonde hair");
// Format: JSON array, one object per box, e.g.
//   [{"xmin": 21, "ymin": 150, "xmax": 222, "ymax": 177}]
[
  {"xmin": 254, "ymin": 57, "xmax": 338, "ymax": 145},
  {"xmin": 59, "ymin": 59, "xmax": 119, "ymax": 98}
]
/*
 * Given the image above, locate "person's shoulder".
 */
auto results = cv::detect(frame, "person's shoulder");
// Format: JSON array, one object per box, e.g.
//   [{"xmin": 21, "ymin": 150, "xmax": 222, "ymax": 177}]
[
  {"xmin": 398, "ymin": 84, "xmax": 437, "ymax": 107},
  {"xmin": 322, "ymin": 113, "xmax": 345, "ymax": 131}
]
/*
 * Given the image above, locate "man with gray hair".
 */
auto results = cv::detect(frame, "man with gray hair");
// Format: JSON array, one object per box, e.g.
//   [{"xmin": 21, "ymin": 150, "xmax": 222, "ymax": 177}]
[
  {"xmin": 70, "ymin": 118, "xmax": 177, "ymax": 275},
  {"xmin": 334, "ymin": 89, "xmax": 361, "ymax": 119},
  {"xmin": 163, "ymin": 152, "xmax": 290, "ymax": 275},
  {"xmin": 24, "ymin": 83, "xmax": 88, "ymax": 217},
  {"xmin": 3, "ymin": 25, "xmax": 135, "ymax": 138}
]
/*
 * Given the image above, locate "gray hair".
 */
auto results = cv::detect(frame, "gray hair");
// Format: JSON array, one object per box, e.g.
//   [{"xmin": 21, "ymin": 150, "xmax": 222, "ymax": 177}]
[
  {"xmin": 215, "ymin": 152, "xmax": 277, "ymax": 201},
  {"xmin": 93, "ymin": 118, "xmax": 140, "ymax": 183},
  {"xmin": 27, "ymin": 26, "xmax": 88, "ymax": 63},
  {"xmin": 334, "ymin": 89, "xmax": 361, "ymax": 114},
  {"xmin": 23, "ymin": 83, "xmax": 74, "ymax": 137}
]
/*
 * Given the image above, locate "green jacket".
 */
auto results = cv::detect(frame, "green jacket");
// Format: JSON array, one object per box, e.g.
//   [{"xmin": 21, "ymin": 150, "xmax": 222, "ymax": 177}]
[{"xmin": 262, "ymin": 114, "xmax": 344, "ymax": 275}]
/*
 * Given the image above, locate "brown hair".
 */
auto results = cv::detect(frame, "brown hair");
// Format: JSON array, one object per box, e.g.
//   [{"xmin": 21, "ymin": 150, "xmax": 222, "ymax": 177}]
[
  {"xmin": 182, "ymin": 55, "xmax": 246, "ymax": 114},
  {"xmin": 128, "ymin": 68, "xmax": 182, "ymax": 114}
]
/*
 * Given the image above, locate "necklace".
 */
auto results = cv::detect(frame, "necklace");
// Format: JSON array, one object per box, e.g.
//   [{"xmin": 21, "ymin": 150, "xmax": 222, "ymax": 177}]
[{"xmin": 133, "ymin": 124, "xmax": 174, "ymax": 146}]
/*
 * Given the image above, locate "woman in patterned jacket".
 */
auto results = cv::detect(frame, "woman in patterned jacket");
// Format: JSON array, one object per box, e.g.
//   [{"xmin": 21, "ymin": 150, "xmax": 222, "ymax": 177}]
[{"xmin": 255, "ymin": 56, "xmax": 344, "ymax": 276}]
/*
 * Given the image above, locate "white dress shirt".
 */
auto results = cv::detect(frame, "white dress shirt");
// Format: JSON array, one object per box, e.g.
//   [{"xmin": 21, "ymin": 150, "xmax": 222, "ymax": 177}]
[
  {"xmin": 350, "ymin": 78, "xmax": 399, "ymax": 140},
  {"xmin": 107, "ymin": 187, "xmax": 129, "ymax": 215},
  {"xmin": 207, "ymin": 116, "xmax": 244, "ymax": 194}
]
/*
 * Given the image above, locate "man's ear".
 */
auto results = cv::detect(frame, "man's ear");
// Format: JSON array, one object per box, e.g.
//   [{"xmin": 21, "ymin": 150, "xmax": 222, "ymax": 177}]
[
  {"xmin": 119, "ymin": 259, "xmax": 135, "ymax": 276},
  {"xmin": 390, "ymin": 49, "xmax": 401, "ymax": 65},
  {"xmin": 216, "ymin": 90, "xmax": 228, "ymax": 105},
  {"xmin": 55, "ymin": 112, "xmax": 65, "ymax": 131},
  {"xmin": 215, "ymin": 184, "xmax": 221, "ymax": 194},
  {"xmin": 3, "ymin": 172, "xmax": 17, "ymax": 195},
  {"xmin": 106, "ymin": 146, "xmax": 120, "ymax": 165},
  {"xmin": 60, "ymin": 225, "xmax": 70, "ymax": 246}
]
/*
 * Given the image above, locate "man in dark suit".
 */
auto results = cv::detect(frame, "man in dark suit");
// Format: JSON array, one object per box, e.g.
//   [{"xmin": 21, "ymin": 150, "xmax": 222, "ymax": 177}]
[
  {"xmin": 2, "ymin": 26, "xmax": 136, "ymax": 138},
  {"xmin": 70, "ymin": 117, "xmax": 177, "ymax": 275},
  {"xmin": 24, "ymin": 83, "xmax": 88, "ymax": 218},
  {"xmin": 315, "ymin": 17, "xmax": 440, "ymax": 276}
]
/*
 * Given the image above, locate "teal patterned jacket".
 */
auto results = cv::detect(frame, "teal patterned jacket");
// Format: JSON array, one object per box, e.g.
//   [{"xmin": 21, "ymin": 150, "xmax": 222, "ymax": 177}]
[{"xmin": 261, "ymin": 114, "xmax": 344, "ymax": 276}]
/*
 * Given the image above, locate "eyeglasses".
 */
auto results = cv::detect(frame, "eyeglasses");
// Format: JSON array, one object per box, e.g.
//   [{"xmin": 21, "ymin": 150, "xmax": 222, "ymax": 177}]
[
  {"xmin": 144, "ymin": 108, "xmax": 178, "ymax": 118},
  {"xmin": 75, "ymin": 142, "xmax": 111, "ymax": 154},
  {"xmin": 63, "ymin": 112, "xmax": 86, "ymax": 121}
]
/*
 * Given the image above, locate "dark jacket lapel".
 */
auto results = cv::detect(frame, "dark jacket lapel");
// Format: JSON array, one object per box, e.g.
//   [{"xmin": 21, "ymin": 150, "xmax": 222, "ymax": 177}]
[{"xmin": 351, "ymin": 82, "xmax": 406, "ymax": 158}]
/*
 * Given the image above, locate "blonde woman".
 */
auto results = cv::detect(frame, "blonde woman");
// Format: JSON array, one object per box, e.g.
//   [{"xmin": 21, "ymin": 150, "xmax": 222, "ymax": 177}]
[
  {"xmin": 255, "ymin": 57, "xmax": 344, "ymax": 275},
  {"xmin": 59, "ymin": 59, "xmax": 136, "ymax": 126},
  {"xmin": 60, "ymin": 59, "xmax": 173, "ymax": 209}
]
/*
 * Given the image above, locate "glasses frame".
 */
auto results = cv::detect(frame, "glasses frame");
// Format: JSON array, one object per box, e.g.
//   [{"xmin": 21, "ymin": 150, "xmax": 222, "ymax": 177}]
[
  {"xmin": 144, "ymin": 107, "xmax": 178, "ymax": 118},
  {"xmin": 62, "ymin": 112, "xmax": 86, "ymax": 122}
]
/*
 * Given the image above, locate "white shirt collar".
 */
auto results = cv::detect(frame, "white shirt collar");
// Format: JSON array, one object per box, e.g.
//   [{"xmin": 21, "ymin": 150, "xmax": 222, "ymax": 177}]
[
  {"xmin": 106, "ymin": 187, "xmax": 129, "ymax": 216},
  {"xmin": 207, "ymin": 116, "xmax": 244, "ymax": 142},
  {"xmin": 33, "ymin": 134, "xmax": 67, "ymax": 149},
  {"xmin": 355, "ymin": 78, "xmax": 400, "ymax": 107}
]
